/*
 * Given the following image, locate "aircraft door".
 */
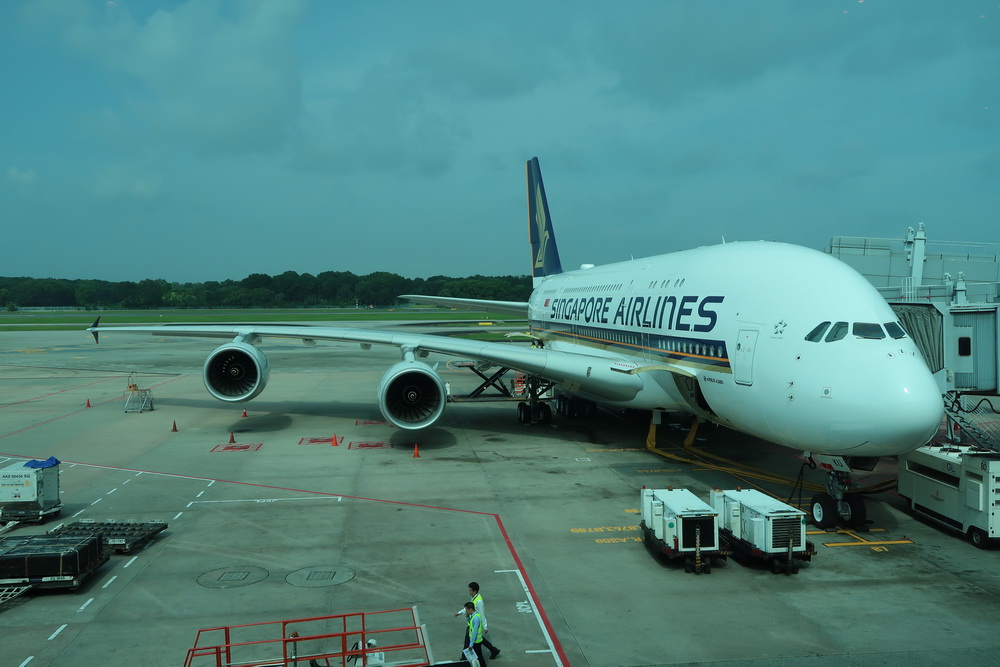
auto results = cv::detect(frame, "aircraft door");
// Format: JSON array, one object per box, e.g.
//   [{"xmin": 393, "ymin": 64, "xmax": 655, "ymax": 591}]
[{"xmin": 734, "ymin": 329, "xmax": 759, "ymax": 386}]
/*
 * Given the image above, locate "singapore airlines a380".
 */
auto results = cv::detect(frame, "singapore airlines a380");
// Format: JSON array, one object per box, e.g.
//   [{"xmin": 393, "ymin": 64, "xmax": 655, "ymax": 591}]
[{"xmin": 89, "ymin": 157, "xmax": 944, "ymax": 529}]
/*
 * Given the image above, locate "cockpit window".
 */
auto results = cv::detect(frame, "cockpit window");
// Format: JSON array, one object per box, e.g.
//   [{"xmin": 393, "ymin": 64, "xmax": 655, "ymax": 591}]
[
  {"xmin": 853, "ymin": 322, "xmax": 886, "ymax": 339},
  {"xmin": 884, "ymin": 321, "xmax": 907, "ymax": 339},
  {"xmin": 805, "ymin": 322, "xmax": 831, "ymax": 342},
  {"xmin": 825, "ymin": 321, "xmax": 849, "ymax": 342}
]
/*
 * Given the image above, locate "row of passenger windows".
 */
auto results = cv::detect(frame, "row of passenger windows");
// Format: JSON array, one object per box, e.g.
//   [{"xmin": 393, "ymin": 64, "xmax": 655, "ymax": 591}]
[{"xmin": 805, "ymin": 320, "xmax": 907, "ymax": 343}]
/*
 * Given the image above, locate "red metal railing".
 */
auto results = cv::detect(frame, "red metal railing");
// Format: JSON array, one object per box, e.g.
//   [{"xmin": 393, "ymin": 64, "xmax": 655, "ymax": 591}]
[{"xmin": 183, "ymin": 607, "xmax": 430, "ymax": 667}]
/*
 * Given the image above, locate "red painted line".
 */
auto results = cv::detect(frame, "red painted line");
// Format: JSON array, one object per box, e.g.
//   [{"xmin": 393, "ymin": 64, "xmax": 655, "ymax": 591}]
[{"xmin": 0, "ymin": 454, "xmax": 571, "ymax": 664}]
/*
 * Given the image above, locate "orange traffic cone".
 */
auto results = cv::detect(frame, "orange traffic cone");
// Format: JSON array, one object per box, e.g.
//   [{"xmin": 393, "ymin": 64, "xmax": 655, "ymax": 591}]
[
  {"xmin": 331, "ymin": 434, "xmax": 339, "ymax": 446},
  {"xmin": 229, "ymin": 432, "xmax": 236, "ymax": 444},
  {"xmin": 241, "ymin": 409, "xmax": 248, "ymax": 418},
  {"xmin": 171, "ymin": 421, "xmax": 178, "ymax": 432},
  {"xmin": 412, "ymin": 443, "xmax": 420, "ymax": 458},
  {"xmin": 85, "ymin": 399, "xmax": 92, "ymax": 408}
]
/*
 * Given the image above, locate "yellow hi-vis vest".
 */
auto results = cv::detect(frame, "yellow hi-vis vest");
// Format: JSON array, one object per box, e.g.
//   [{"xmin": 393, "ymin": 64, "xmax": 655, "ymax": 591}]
[
  {"xmin": 472, "ymin": 593, "xmax": 487, "ymax": 627},
  {"xmin": 467, "ymin": 611, "xmax": 484, "ymax": 644}
]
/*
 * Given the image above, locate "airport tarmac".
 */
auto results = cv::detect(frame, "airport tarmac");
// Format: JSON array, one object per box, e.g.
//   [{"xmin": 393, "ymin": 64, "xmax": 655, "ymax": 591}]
[{"xmin": 1, "ymin": 325, "xmax": 999, "ymax": 667}]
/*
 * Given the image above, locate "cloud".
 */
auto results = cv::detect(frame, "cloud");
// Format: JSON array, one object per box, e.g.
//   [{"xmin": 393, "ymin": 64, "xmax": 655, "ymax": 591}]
[
  {"xmin": 22, "ymin": 0, "xmax": 306, "ymax": 156},
  {"xmin": 4, "ymin": 166, "xmax": 36, "ymax": 184}
]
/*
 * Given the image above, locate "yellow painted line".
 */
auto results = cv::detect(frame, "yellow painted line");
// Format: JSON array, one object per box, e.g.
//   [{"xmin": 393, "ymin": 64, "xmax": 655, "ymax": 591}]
[
  {"xmin": 815, "ymin": 528, "xmax": 913, "ymax": 548},
  {"xmin": 824, "ymin": 540, "xmax": 914, "ymax": 547}
]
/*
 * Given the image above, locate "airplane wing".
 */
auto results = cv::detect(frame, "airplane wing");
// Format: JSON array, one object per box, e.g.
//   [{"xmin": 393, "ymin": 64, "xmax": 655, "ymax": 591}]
[
  {"xmin": 87, "ymin": 319, "xmax": 644, "ymax": 429},
  {"xmin": 398, "ymin": 295, "xmax": 528, "ymax": 318}
]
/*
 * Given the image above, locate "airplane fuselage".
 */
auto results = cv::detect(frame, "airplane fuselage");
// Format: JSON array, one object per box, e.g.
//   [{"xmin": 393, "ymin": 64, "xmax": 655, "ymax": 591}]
[{"xmin": 528, "ymin": 241, "xmax": 943, "ymax": 458}]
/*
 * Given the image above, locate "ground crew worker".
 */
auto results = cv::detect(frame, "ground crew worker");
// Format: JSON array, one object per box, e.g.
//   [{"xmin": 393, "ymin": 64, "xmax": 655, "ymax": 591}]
[
  {"xmin": 454, "ymin": 581, "xmax": 500, "ymax": 659},
  {"xmin": 463, "ymin": 601, "xmax": 487, "ymax": 665}
]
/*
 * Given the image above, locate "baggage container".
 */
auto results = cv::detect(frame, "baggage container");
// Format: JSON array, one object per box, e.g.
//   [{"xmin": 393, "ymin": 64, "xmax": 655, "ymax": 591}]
[{"xmin": 0, "ymin": 458, "xmax": 62, "ymax": 523}]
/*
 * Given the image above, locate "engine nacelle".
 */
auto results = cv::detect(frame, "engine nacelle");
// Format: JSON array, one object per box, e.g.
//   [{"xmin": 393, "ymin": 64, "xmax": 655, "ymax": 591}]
[
  {"xmin": 377, "ymin": 361, "xmax": 446, "ymax": 430},
  {"xmin": 203, "ymin": 342, "xmax": 270, "ymax": 403}
]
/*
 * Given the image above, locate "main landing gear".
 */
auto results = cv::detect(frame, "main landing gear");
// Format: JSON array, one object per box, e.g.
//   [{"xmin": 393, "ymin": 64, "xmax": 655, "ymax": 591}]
[
  {"xmin": 516, "ymin": 374, "xmax": 556, "ymax": 425},
  {"xmin": 809, "ymin": 461, "xmax": 868, "ymax": 529}
]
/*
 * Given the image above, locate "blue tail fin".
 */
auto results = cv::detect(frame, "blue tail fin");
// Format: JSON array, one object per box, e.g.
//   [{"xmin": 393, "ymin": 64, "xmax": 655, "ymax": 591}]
[{"xmin": 526, "ymin": 157, "xmax": 564, "ymax": 284}]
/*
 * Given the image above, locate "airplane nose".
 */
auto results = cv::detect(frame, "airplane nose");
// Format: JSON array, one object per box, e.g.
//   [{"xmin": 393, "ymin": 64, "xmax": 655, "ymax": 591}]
[{"xmin": 854, "ymin": 367, "xmax": 943, "ymax": 455}]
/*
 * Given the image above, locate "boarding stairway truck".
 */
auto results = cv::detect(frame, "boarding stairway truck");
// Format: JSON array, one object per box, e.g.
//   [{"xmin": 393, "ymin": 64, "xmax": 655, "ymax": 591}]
[
  {"xmin": 639, "ymin": 487, "xmax": 727, "ymax": 573},
  {"xmin": 709, "ymin": 488, "xmax": 815, "ymax": 574},
  {"xmin": 897, "ymin": 443, "xmax": 1000, "ymax": 548}
]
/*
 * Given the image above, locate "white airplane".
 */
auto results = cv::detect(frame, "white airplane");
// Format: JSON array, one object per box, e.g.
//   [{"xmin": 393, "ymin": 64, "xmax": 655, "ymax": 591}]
[{"xmin": 88, "ymin": 157, "xmax": 943, "ymax": 528}]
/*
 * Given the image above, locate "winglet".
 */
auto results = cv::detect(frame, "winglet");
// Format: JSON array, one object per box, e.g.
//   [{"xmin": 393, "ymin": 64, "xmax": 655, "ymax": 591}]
[
  {"xmin": 527, "ymin": 157, "xmax": 564, "ymax": 286},
  {"xmin": 89, "ymin": 316, "xmax": 100, "ymax": 344}
]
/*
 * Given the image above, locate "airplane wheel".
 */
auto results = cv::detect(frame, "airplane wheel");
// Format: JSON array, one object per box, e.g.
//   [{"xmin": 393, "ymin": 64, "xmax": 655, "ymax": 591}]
[
  {"xmin": 810, "ymin": 493, "xmax": 838, "ymax": 529},
  {"xmin": 538, "ymin": 402, "xmax": 552, "ymax": 424},
  {"xmin": 844, "ymin": 495, "xmax": 867, "ymax": 527},
  {"xmin": 516, "ymin": 402, "xmax": 530, "ymax": 424}
]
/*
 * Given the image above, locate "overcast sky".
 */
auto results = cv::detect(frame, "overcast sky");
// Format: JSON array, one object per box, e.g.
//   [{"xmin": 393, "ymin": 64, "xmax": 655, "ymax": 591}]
[{"xmin": 2, "ymin": 1, "xmax": 997, "ymax": 283}]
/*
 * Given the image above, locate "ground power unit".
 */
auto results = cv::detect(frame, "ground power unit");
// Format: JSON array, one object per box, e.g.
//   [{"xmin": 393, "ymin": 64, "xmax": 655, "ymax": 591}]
[
  {"xmin": 639, "ymin": 487, "xmax": 725, "ymax": 574},
  {"xmin": 709, "ymin": 488, "xmax": 815, "ymax": 574},
  {"xmin": 897, "ymin": 444, "xmax": 1000, "ymax": 548}
]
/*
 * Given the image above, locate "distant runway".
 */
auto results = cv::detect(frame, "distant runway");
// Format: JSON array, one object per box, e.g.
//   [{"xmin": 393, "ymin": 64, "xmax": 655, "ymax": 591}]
[{"xmin": 1, "ymin": 328, "xmax": 999, "ymax": 666}]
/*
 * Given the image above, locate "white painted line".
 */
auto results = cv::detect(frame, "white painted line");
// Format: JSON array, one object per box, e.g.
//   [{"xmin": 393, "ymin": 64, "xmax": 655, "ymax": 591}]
[
  {"xmin": 18, "ymin": 657, "xmax": 33, "ymax": 667},
  {"xmin": 134, "ymin": 471, "xmax": 143, "ymax": 476},
  {"xmin": 122, "ymin": 479, "xmax": 130, "ymax": 485},
  {"xmin": 123, "ymin": 556, "xmax": 138, "ymax": 569},
  {"xmin": 173, "ymin": 511, "xmax": 183, "ymax": 520},
  {"xmin": 196, "ymin": 490, "xmax": 204, "ymax": 498},
  {"xmin": 102, "ymin": 575, "xmax": 118, "ymax": 589},
  {"xmin": 496, "ymin": 569, "xmax": 562, "ymax": 667},
  {"xmin": 52, "ymin": 523, "xmax": 64, "ymax": 532},
  {"xmin": 207, "ymin": 480, "xmax": 215, "ymax": 487},
  {"xmin": 90, "ymin": 498, "xmax": 102, "ymax": 506},
  {"xmin": 186, "ymin": 502, "xmax": 194, "ymax": 508},
  {"xmin": 47, "ymin": 624, "xmax": 67, "ymax": 640},
  {"xmin": 189, "ymin": 496, "xmax": 342, "ymax": 505},
  {"xmin": 77, "ymin": 598, "xmax": 94, "ymax": 612},
  {"xmin": 107, "ymin": 488, "xmax": 117, "ymax": 495},
  {"xmin": 72, "ymin": 509, "xmax": 85, "ymax": 518}
]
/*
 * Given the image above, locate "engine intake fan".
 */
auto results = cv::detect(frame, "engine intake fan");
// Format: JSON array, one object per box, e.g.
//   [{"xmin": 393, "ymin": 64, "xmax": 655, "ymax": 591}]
[
  {"xmin": 377, "ymin": 361, "xmax": 446, "ymax": 429},
  {"xmin": 203, "ymin": 342, "xmax": 270, "ymax": 402}
]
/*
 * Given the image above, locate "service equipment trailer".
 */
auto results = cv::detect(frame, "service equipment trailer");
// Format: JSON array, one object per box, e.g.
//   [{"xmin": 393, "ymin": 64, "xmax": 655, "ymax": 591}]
[
  {"xmin": 897, "ymin": 443, "xmax": 1000, "ymax": 548},
  {"xmin": 709, "ymin": 488, "xmax": 815, "ymax": 574},
  {"xmin": 639, "ymin": 487, "xmax": 726, "ymax": 573}
]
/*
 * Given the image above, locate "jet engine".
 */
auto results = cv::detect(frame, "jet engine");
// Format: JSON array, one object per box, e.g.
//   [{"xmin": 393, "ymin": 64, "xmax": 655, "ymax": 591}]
[
  {"xmin": 203, "ymin": 342, "xmax": 270, "ymax": 402},
  {"xmin": 377, "ymin": 361, "xmax": 446, "ymax": 429}
]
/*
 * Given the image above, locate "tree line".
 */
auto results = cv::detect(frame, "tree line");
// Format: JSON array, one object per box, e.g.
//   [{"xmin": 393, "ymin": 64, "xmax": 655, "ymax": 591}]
[{"xmin": 0, "ymin": 271, "xmax": 533, "ymax": 310}]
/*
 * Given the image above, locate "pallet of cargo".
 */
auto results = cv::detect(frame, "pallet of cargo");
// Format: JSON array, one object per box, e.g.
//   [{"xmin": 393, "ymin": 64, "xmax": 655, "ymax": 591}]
[
  {"xmin": 0, "ymin": 533, "xmax": 108, "ymax": 590},
  {"xmin": 50, "ymin": 519, "xmax": 168, "ymax": 554}
]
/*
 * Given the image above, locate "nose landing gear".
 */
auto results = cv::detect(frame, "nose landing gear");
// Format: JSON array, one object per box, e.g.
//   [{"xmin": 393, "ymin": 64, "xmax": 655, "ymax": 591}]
[{"xmin": 808, "ymin": 456, "xmax": 872, "ymax": 529}]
